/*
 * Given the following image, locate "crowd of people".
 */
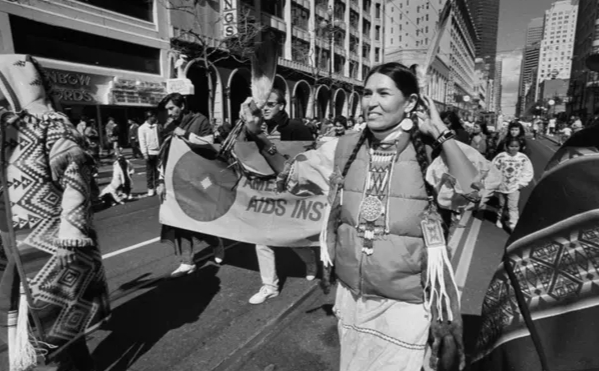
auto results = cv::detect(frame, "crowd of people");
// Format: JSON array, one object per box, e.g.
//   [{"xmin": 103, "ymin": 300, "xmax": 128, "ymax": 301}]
[{"xmin": 3, "ymin": 53, "xmax": 596, "ymax": 371}]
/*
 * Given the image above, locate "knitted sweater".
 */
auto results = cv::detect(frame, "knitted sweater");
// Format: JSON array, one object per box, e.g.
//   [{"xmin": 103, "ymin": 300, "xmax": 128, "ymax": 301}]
[
  {"xmin": 139, "ymin": 122, "xmax": 161, "ymax": 156},
  {"xmin": 493, "ymin": 152, "xmax": 534, "ymax": 193}
]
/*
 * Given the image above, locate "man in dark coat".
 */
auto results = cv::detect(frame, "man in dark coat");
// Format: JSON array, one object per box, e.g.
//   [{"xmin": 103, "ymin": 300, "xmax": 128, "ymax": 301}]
[
  {"xmin": 249, "ymin": 88, "xmax": 318, "ymax": 305},
  {"xmin": 157, "ymin": 93, "xmax": 224, "ymax": 277}
]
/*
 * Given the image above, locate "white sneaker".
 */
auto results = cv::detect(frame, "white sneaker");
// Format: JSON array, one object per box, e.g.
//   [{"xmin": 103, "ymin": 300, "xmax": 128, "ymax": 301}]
[
  {"xmin": 214, "ymin": 241, "xmax": 225, "ymax": 264},
  {"xmin": 171, "ymin": 263, "xmax": 196, "ymax": 278},
  {"xmin": 306, "ymin": 262, "xmax": 317, "ymax": 281},
  {"xmin": 147, "ymin": 189, "xmax": 155, "ymax": 197},
  {"xmin": 249, "ymin": 286, "xmax": 279, "ymax": 304},
  {"xmin": 496, "ymin": 220, "xmax": 503, "ymax": 229}
]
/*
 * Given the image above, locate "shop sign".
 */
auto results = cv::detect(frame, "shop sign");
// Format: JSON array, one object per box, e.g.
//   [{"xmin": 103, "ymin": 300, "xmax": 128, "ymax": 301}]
[
  {"xmin": 110, "ymin": 78, "xmax": 167, "ymax": 106},
  {"xmin": 167, "ymin": 78, "xmax": 195, "ymax": 95},
  {"xmin": 221, "ymin": 0, "xmax": 239, "ymax": 38},
  {"xmin": 44, "ymin": 69, "xmax": 112, "ymax": 104}
]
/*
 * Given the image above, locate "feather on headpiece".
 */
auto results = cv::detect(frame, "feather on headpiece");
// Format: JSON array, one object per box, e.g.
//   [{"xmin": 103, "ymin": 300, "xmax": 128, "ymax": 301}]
[{"xmin": 250, "ymin": 31, "xmax": 280, "ymax": 108}]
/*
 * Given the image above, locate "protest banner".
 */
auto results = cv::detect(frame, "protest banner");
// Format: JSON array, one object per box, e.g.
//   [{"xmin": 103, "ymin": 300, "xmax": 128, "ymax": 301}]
[{"xmin": 159, "ymin": 137, "xmax": 327, "ymax": 247}]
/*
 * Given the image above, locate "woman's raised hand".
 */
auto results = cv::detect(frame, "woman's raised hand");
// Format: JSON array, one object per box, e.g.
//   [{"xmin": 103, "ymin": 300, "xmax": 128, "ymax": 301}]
[{"xmin": 413, "ymin": 95, "xmax": 447, "ymax": 139}]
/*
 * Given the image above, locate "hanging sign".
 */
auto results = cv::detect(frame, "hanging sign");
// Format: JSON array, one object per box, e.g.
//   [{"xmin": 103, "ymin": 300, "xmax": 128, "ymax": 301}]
[
  {"xmin": 222, "ymin": 0, "xmax": 239, "ymax": 38},
  {"xmin": 167, "ymin": 78, "xmax": 195, "ymax": 95},
  {"xmin": 44, "ymin": 68, "xmax": 112, "ymax": 105}
]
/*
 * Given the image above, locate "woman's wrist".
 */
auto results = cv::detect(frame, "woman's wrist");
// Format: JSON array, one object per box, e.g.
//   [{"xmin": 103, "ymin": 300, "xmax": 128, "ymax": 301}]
[{"xmin": 429, "ymin": 124, "xmax": 447, "ymax": 139}]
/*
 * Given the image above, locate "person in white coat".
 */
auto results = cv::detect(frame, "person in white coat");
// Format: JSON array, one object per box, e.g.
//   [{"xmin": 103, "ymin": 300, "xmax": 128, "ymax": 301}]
[{"xmin": 138, "ymin": 110, "xmax": 162, "ymax": 196}]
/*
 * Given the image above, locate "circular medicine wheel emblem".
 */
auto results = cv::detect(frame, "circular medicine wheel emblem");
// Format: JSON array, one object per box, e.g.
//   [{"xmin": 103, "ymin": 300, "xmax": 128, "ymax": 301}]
[
  {"xmin": 360, "ymin": 196, "xmax": 384, "ymax": 222},
  {"xmin": 172, "ymin": 152, "xmax": 238, "ymax": 222}
]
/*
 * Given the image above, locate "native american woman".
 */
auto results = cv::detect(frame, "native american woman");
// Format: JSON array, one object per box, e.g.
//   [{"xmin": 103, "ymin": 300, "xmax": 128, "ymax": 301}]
[{"xmin": 241, "ymin": 62, "xmax": 501, "ymax": 370}]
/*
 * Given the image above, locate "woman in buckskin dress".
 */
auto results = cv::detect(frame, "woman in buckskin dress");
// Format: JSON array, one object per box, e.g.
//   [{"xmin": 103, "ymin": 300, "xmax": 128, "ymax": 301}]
[{"xmin": 240, "ymin": 62, "xmax": 501, "ymax": 370}]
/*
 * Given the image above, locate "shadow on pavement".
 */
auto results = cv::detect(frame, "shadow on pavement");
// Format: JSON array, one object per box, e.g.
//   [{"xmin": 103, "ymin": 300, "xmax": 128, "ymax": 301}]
[
  {"xmin": 92, "ymin": 264, "xmax": 221, "ymax": 371},
  {"xmin": 224, "ymin": 244, "xmax": 317, "ymax": 292},
  {"xmin": 462, "ymin": 314, "xmax": 482, "ymax": 370}
]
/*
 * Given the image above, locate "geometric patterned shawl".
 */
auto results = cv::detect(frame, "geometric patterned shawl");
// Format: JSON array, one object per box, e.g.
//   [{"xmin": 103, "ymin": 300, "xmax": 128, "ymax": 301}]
[
  {"xmin": 0, "ymin": 55, "xmax": 110, "ymax": 362},
  {"xmin": 472, "ymin": 124, "xmax": 599, "ymax": 371}
]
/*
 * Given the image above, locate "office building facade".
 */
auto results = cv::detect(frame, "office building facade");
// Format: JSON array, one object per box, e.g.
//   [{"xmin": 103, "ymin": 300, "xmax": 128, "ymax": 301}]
[
  {"xmin": 383, "ymin": 0, "xmax": 477, "ymax": 115},
  {"xmin": 516, "ymin": 17, "xmax": 543, "ymax": 116},
  {"xmin": 170, "ymin": 0, "xmax": 380, "ymax": 122},
  {"xmin": 569, "ymin": 0, "xmax": 599, "ymax": 119},
  {"xmin": 0, "ymin": 0, "xmax": 171, "ymax": 146},
  {"xmin": 465, "ymin": 0, "xmax": 500, "ymax": 78},
  {"xmin": 536, "ymin": 0, "xmax": 578, "ymax": 92}
]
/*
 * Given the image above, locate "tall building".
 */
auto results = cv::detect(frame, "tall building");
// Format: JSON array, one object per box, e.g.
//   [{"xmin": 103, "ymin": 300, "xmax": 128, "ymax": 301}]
[
  {"xmin": 536, "ymin": 0, "xmax": 578, "ymax": 91},
  {"xmin": 170, "ymin": 0, "xmax": 377, "ymax": 121},
  {"xmin": 382, "ymin": 0, "xmax": 451, "ymax": 111},
  {"xmin": 569, "ymin": 0, "xmax": 599, "ymax": 119},
  {"xmin": 466, "ymin": 0, "xmax": 500, "ymax": 78},
  {"xmin": 443, "ymin": 0, "xmax": 478, "ymax": 119},
  {"xmin": 516, "ymin": 17, "xmax": 544, "ymax": 116},
  {"xmin": 0, "ymin": 0, "xmax": 170, "ymax": 146},
  {"xmin": 495, "ymin": 58, "xmax": 503, "ymax": 114},
  {"xmin": 383, "ymin": 0, "xmax": 477, "ymax": 115}
]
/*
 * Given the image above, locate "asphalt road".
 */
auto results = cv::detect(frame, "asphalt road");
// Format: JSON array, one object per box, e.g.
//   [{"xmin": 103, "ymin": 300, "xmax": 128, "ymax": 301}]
[{"xmin": 0, "ymin": 137, "xmax": 560, "ymax": 371}]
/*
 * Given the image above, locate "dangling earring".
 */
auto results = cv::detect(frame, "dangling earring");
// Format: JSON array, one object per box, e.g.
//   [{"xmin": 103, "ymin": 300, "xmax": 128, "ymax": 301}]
[{"xmin": 399, "ymin": 115, "xmax": 414, "ymax": 132}]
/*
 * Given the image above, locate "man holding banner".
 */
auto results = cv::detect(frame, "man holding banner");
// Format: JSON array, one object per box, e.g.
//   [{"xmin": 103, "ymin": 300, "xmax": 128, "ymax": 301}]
[
  {"xmin": 249, "ymin": 89, "xmax": 318, "ymax": 305},
  {"xmin": 157, "ymin": 93, "xmax": 224, "ymax": 277}
]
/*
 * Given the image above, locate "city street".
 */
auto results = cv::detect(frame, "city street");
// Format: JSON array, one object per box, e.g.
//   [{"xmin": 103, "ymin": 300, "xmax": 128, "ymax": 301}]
[{"xmin": 0, "ymin": 136, "xmax": 562, "ymax": 371}]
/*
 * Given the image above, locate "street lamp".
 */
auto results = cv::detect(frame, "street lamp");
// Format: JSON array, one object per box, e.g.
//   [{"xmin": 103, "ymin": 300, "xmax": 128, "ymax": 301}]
[
  {"xmin": 547, "ymin": 98, "xmax": 556, "ymax": 119},
  {"xmin": 462, "ymin": 95, "xmax": 471, "ymax": 121},
  {"xmin": 319, "ymin": 6, "xmax": 345, "ymax": 119}
]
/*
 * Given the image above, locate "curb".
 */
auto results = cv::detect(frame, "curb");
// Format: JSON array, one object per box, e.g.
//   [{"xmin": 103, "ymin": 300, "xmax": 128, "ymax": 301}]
[
  {"xmin": 210, "ymin": 282, "xmax": 321, "ymax": 371},
  {"xmin": 540, "ymin": 134, "xmax": 560, "ymax": 145}
]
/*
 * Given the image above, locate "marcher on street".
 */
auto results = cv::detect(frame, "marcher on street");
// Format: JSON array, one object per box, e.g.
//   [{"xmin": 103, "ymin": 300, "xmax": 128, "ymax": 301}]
[
  {"xmin": 157, "ymin": 93, "xmax": 225, "ymax": 277},
  {"xmin": 245, "ymin": 88, "xmax": 318, "ymax": 305}
]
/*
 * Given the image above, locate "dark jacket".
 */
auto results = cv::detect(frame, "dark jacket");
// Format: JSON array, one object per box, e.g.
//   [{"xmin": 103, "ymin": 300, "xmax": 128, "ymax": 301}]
[
  {"xmin": 160, "ymin": 111, "xmax": 211, "ymax": 169},
  {"xmin": 163, "ymin": 111, "xmax": 211, "ymax": 141},
  {"xmin": 266, "ymin": 111, "xmax": 313, "ymax": 141}
]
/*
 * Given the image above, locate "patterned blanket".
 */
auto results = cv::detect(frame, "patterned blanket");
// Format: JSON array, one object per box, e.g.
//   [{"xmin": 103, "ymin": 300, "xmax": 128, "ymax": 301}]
[
  {"xmin": 0, "ymin": 55, "xmax": 110, "ymax": 364},
  {"xmin": 472, "ymin": 125, "xmax": 599, "ymax": 370}
]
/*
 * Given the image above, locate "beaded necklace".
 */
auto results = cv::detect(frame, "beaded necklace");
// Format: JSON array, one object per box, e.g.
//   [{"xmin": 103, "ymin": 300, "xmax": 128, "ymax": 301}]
[{"xmin": 356, "ymin": 141, "xmax": 399, "ymax": 255}]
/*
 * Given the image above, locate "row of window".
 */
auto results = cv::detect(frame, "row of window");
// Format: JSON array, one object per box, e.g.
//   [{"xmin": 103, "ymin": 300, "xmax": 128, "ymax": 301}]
[
  {"xmin": 10, "ymin": 15, "xmax": 160, "ymax": 74},
  {"xmin": 73, "ymin": 0, "xmax": 154, "ymax": 22}
]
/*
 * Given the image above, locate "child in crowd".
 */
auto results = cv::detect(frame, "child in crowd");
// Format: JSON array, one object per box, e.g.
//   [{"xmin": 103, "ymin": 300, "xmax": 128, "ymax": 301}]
[
  {"xmin": 493, "ymin": 137, "xmax": 534, "ymax": 231},
  {"xmin": 559, "ymin": 124, "xmax": 573, "ymax": 145},
  {"xmin": 99, "ymin": 151, "xmax": 135, "ymax": 206}
]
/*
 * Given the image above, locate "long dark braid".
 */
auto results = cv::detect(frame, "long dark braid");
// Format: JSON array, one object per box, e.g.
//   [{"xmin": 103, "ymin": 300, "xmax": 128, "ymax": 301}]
[{"xmin": 321, "ymin": 128, "xmax": 369, "ymax": 293}]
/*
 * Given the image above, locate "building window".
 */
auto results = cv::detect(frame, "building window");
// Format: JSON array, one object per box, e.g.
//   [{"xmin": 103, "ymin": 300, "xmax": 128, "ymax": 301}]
[
  {"xmin": 10, "ymin": 15, "xmax": 160, "ymax": 74},
  {"xmin": 72, "ymin": 0, "xmax": 154, "ymax": 22}
]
